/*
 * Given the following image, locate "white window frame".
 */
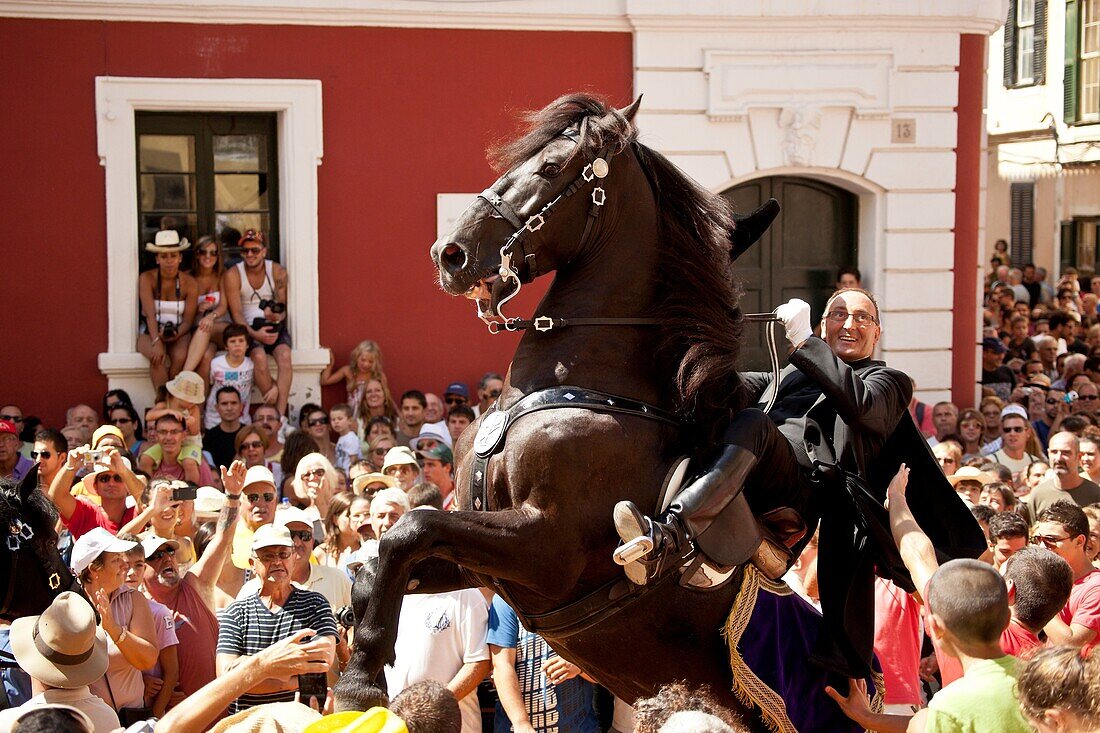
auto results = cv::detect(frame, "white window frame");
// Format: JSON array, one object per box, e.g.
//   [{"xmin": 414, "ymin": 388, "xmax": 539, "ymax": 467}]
[
  {"xmin": 1015, "ymin": 0, "xmax": 1035, "ymax": 84},
  {"xmin": 95, "ymin": 76, "xmax": 326, "ymax": 411},
  {"xmin": 1083, "ymin": 0, "xmax": 1100, "ymax": 122}
]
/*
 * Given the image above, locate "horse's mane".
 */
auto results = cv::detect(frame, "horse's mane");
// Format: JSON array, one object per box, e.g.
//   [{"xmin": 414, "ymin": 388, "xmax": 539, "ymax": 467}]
[
  {"xmin": 0, "ymin": 474, "xmax": 62, "ymax": 570},
  {"xmin": 491, "ymin": 94, "xmax": 746, "ymax": 436}
]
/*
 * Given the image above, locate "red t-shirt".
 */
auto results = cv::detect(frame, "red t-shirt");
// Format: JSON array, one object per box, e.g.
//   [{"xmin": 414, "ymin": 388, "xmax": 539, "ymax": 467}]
[
  {"xmin": 1000, "ymin": 619, "xmax": 1042, "ymax": 658},
  {"xmin": 64, "ymin": 497, "xmax": 137, "ymax": 540},
  {"xmin": 873, "ymin": 579, "xmax": 923, "ymax": 705},
  {"xmin": 1059, "ymin": 568, "xmax": 1100, "ymax": 651}
]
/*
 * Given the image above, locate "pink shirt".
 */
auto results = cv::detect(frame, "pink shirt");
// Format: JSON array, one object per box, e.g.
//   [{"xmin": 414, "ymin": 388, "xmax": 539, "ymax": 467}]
[
  {"xmin": 65, "ymin": 497, "xmax": 136, "ymax": 540},
  {"xmin": 873, "ymin": 579, "xmax": 923, "ymax": 705},
  {"xmin": 148, "ymin": 579, "xmax": 219, "ymax": 696},
  {"xmin": 1059, "ymin": 568, "xmax": 1100, "ymax": 651}
]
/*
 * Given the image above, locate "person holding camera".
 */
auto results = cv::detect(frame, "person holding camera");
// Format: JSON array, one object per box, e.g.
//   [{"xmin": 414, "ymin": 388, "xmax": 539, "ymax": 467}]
[
  {"xmin": 137, "ymin": 230, "xmax": 199, "ymax": 391},
  {"xmin": 47, "ymin": 445, "xmax": 146, "ymax": 541},
  {"xmin": 223, "ymin": 229, "xmax": 291, "ymax": 416}
]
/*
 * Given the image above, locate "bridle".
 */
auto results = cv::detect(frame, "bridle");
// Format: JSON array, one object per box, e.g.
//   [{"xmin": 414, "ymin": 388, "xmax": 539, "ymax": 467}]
[
  {"xmin": 471, "ymin": 118, "xmax": 783, "ymax": 401},
  {"xmin": 0, "ymin": 512, "xmax": 79, "ymax": 622},
  {"xmin": 474, "ymin": 123, "xmax": 649, "ymax": 334}
]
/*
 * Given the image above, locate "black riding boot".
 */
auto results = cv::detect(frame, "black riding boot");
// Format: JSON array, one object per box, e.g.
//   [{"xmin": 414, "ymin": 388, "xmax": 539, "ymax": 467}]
[{"xmin": 612, "ymin": 445, "xmax": 758, "ymax": 585}]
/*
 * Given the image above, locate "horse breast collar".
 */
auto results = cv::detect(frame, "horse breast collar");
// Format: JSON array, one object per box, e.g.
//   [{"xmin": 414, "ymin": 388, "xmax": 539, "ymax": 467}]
[{"xmin": 466, "ymin": 386, "xmax": 678, "ymax": 512}]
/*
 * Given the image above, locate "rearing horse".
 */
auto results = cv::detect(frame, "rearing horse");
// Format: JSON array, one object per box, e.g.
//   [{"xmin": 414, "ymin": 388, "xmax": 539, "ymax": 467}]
[{"xmin": 344, "ymin": 94, "xmax": 859, "ymax": 732}]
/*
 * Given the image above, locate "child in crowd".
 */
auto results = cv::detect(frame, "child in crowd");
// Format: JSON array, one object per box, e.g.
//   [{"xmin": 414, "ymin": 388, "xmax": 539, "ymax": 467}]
[
  {"xmin": 330, "ymin": 403, "xmax": 361, "ymax": 473},
  {"xmin": 320, "ymin": 340, "xmax": 388, "ymax": 416},
  {"xmin": 202, "ymin": 324, "xmax": 255, "ymax": 430},
  {"xmin": 140, "ymin": 372, "xmax": 206, "ymax": 485}
]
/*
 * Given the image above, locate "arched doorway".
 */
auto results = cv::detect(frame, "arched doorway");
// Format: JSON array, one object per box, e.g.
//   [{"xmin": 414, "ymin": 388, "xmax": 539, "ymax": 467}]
[{"xmin": 721, "ymin": 176, "xmax": 858, "ymax": 369}]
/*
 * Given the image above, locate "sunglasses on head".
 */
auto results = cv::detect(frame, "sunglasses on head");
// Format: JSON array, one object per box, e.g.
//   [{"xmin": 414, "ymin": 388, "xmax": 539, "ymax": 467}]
[
  {"xmin": 308, "ymin": 416, "xmax": 329, "ymax": 427},
  {"xmin": 245, "ymin": 492, "xmax": 276, "ymax": 503},
  {"xmin": 258, "ymin": 299, "xmax": 286, "ymax": 314},
  {"xmin": 30, "ymin": 450, "xmax": 53, "ymax": 460}
]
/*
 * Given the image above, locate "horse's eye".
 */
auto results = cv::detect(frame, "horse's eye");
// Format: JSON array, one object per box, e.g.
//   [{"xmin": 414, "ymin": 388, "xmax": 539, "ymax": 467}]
[{"xmin": 541, "ymin": 163, "xmax": 562, "ymax": 178}]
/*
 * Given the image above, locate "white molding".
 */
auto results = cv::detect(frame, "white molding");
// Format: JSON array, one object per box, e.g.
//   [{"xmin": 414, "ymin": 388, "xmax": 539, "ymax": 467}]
[
  {"xmin": 0, "ymin": 0, "xmax": 1006, "ymax": 33},
  {"xmin": 95, "ymin": 75, "xmax": 325, "ymax": 413}
]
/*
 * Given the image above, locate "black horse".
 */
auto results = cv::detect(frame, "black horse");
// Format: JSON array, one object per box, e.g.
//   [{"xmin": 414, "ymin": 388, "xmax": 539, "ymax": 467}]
[
  {"xmin": 0, "ymin": 466, "xmax": 79, "ymax": 623},
  {"xmin": 342, "ymin": 94, "xmax": 869, "ymax": 731}
]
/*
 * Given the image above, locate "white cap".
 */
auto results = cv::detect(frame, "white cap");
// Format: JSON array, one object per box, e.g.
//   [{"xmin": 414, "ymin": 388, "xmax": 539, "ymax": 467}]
[
  {"xmin": 70, "ymin": 528, "xmax": 138, "ymax": 575},
  {"xmin": 194, "ymin": 486, "xmax": 226, "ymax": 519},
  {"xmin": 1000, "ymin": 404, "xmax": 1029, "ymax": 421},
  {"xmin": 242, "ymin": 465, "xmax": 276, "ymax": 492},
  {"xmin": 275, "ymin": 505, "xmax": 314, "ymax": 529},
  {"xmin": 251, "ymin": 524, "xmax": 294, "ymax": 551},
  {"xmin": 409, "ymin": 421, "xmax": 453, "ymax": 451},
  {"xmin": 140, "ymin": 535, "xmax": 180, "ymax": 560}
]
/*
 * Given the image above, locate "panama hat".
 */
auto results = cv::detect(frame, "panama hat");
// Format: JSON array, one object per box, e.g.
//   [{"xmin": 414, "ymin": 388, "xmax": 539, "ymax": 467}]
[
  {"xmin": 145, "ymin": 229, "xmax": 191, "ymax": 253},
  {"xmin": 165, "ymin": 370, "xmax": 206, "ymax": 404},
  {"xmin": 10, "ymin": 592, "xmax": 109, "ymax": 689},
  {"xmin": 947, "ymin": 466, "xmax": 996, "ymax": 488},
  {"xmin": 381, "ymin": 447, "xmax": 419, "ymax": 474},
  {"xmin": 352, "ymin": 472, "xmax": 398, "ymax": 493}
]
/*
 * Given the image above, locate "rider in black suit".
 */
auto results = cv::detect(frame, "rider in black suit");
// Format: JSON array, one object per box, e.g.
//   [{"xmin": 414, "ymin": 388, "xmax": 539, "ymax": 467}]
[{"xmin": 615, "ymin": 289, "xmax": 984, "ymax": 677}]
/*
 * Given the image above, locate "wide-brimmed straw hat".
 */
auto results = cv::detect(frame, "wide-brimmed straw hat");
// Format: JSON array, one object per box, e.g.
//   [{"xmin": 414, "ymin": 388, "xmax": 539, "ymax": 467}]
[
  {"xmin": 166, "ymin": 370, "xmax": 206, "ymax": 404},
  {"xmin": 145, "ymin": 229, "xmax": 191, "ymax": 253},
  {"xmin": 947, "ymin": 466, "xmax": 996, "ymax": 488},
  {"xmin": 10, "ymin": 592, "xmax": 109, "ymax": 689},
  {"xmin": 352, "ymin": 472, "xmax": 398, "ymax": 493}
]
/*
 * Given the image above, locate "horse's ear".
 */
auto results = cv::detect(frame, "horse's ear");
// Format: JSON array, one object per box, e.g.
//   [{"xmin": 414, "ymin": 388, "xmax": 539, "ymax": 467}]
[
  {"xmin": 18, "ymin": 464, "xmax": 39, "ymax": 501},
  {"xmin": 618, "ymin": 95, "xmax": 643, "ymax": 123},
  {"xmin": 729, "ymin": 198, "xmax": 781, "ymax": 263}
]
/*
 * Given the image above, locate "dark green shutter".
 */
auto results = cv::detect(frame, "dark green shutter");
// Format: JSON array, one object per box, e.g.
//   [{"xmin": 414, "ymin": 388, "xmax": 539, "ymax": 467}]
[
  {"xmin": 1062, "ymin": 220, "xmax": 1077, "ymax": 271},
  {"xmin": 1066, "ymin": 0, "xmax": 1080, "ymax": 123},
  {"xmin": 1035, "ymin": 1, "xmax": 1048, "ymax": 84},
  {"xmin": 1005, "ymin": 0, "xmax": 1018, "ymax": 87}
]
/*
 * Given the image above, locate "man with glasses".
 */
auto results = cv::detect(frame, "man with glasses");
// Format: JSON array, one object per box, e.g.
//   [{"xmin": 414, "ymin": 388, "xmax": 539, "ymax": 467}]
[
  {"xmin": 989, "ymin": 406, "xmax": 1043, "ymax": 487},
  {"xmin": 475, "ymin": 373, "xmax": 504, "ymax": 418},
  {"xmin": 230, "ymin": 466, "xmax": 280, "ymax": 580},
  {"xmin": 224, "ymin": 229, "xmax": 292, "ymax": 416},
  {"xmin": 1, "ymin": 404, "xmax": 32, "ymax": 459},
  {"xmin": 1022, "ymin": 432, "xmax": 1100, "ymax": 524},
  {"xmin": 443, "ymin": 382, "xmax": 470, "ymax": 416},
  {"xmin": 142, "ymin": 413, "xmax": 215, "ymax": 485},
  {"xmin": 143, "ymin": 460, "xmax": 243, "ymax": 697},
  {"xmin": 1034, "ymin": 501, "xmax": 1100, "ymax": 650},
  {"xmin": 613, "ymin": 289, "xmax": 983, "ymax": 681},
  {"xmin": 1030, "ymin": 387, "xmax": 1067, "ymax": 451},
  {"xmin": 253, "ymin": 403, "xmax": 286, "ymax": 462},
  {"xmin": 931, "ymin": 441, "xmax": 962, "ymax": 477},
  {"xmin": 47, "ymin": 445, "xmax": 145, "ymax": 540},
  {"xmin": 0, "ymin": 418, "xmax": 32, "ymax": 481},
  {"xmin": 217, "ymin": 523, "xmax": 337, "ymax": 713},
  {"xmin": 31, "ymin": 428, "xmax": 67, "ymax": 491},
  {"xmin": 980, "ymin": 337, "xmax": 1015, "ymax": 402},
  {"xmin": 237, "ymin": 506, "xmax": 350, "ymax": 611},
  {"xmin": 1070, "ymin": 380, "xmax": 1100, "ymax": 417}
]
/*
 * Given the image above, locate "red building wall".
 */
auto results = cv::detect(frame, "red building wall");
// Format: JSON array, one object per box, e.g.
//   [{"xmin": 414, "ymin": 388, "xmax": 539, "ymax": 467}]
[{"xmin": 0, "ymin": 19, "xmax": 633, "ymax": 426}]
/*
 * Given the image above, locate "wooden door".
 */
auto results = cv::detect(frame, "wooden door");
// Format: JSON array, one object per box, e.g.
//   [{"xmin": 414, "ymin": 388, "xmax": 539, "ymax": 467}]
[{"xmin": 722, "ymin": 177, "xmax": 858, "ymax": 370}]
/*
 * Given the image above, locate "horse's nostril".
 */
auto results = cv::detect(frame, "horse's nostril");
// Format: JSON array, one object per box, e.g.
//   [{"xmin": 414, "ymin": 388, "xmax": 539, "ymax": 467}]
[{"xmin": 441, "ymin": 244, "xmax": 467, "ymax": 274}]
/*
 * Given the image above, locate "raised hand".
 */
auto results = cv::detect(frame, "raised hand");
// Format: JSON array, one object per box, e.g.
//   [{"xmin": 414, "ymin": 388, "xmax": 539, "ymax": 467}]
[
  {"xmin": 221, "ymin": 460, "xmax": 247, "ymax": 495},
  {"xmin": 774, "ymin": 298, "xmax": 812, "ymax": 348}
]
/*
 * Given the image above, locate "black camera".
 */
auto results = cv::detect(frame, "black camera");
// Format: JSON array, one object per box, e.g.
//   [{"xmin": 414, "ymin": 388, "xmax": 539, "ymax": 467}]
[
  {"xmin": 160, "ymin": 321, "xmax": 179, "ymax": 339},
  {"xmin": 335, "ymin": 605, "xmax": 355, "ymax": 628},
  {"xmin": 251, "ymin": 317, "xmax": 282, "ymax": 332}
]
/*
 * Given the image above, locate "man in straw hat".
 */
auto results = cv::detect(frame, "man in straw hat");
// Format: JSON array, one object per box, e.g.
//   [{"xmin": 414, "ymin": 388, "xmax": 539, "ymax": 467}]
[
  {"xmin": 947, "ymin": 466, "xmax": 997, "ymax": 508},
  {"xmin": 0, "ymin": 592, "xmax": 119, "ymax": 732}
]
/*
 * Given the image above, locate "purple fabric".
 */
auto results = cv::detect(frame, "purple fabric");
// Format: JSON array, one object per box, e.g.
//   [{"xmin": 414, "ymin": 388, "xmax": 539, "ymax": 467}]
[{"xmin": 736, "ymin": 585, "xmax": 879, "ymax": 733}]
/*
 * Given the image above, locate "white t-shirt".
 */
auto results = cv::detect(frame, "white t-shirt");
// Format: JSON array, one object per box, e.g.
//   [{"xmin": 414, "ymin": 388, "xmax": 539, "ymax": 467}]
[
  {"xmin": 385, "ymin": 589, "xmax": 489, "ymax": 733},
  {"xmin": 204, "ymin": 354, "xmax": 255, "ymax": 430},
  {"xmin": 334, "ymin": 432, "xmax": 362, "ymax": 472}
]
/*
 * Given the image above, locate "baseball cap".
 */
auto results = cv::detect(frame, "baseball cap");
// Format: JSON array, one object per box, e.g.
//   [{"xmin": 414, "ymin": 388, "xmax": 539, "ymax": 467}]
[
  {"xmin": 251, "ymin": 524, "xmax": 294, "ymax": 551},
  {"xmin": 0, "ymin": 419, "xmax": 17, "ymax": 436},
  {"xmin": 141, "ymin": 535, "xmax": 180, "ymax": 560},
  {"xmin": 419, "ymin": 444, "xmax": 454, "ymax": 464},
  {"xmin": 71, "ymin": 528, "xmax": 138, "ymax": 575},
  {"xmin": 443, "ymin": 382, "xmax": 469, "ymax": 399},
  {"xmin": 982, "ymin": 336, "xmax": 1007, "ymax": 354},
  {"xmin": 275, "ymin": 505, "xmax": 315, "ymax": 529},
  {"xmin": 242, "ymin": 465, "xmax": 277, "ymax": 492},
  {"xmin": 1000, "ymin": 404, "xmax": 1029, "ymax": 421},
  {"xmin": 409, "ymin": 424, "xmax": 453, "ymax": 451},
  {"xmin": 91, "ymin": 425, "xmax": 125, "ymax": 448},
  {"xmin": 194, "ymin": 486, "xmax": 226, "ymax": 520}
]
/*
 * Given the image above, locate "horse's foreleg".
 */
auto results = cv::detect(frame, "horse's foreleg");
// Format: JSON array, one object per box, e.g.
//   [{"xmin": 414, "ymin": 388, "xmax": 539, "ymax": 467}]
[{"xmin": 349, "ymin": 508, "xmax": 560, "ymax": 683}]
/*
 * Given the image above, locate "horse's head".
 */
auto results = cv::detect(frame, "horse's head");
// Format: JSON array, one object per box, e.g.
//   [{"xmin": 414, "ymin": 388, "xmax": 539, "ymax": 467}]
[
  {"xmin": 431, "ymin": 94, "xmax": 642, "ymax": 324},
  {"xmin": 0, "ymin": 467, "xmax": 82, "ymax": 621}
]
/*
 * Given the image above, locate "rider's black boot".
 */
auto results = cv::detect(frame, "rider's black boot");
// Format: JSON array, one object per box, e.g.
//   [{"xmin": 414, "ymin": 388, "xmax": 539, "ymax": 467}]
[{"xmin": 612, "ymin": 445, "xmax": 758, "ymax": 585}]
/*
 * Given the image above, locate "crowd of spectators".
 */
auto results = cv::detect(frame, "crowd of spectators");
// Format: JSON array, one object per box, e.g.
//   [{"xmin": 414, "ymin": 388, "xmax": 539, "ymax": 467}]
[{"xmin": 5, "ymin": 248, "xmax": 1100, "ymax": 732}]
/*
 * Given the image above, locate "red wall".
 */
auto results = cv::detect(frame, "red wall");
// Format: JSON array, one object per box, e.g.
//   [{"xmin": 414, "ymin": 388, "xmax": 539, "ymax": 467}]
[{"xmin": 0, "ymin": 19, "xmax": 633, "ymax": 425}]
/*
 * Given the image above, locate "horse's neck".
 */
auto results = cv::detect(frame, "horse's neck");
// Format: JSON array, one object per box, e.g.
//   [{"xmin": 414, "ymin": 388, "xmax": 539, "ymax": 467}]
[{"xmin": 509, "ymin": 228, "xmax": 664, "ymax": 404}]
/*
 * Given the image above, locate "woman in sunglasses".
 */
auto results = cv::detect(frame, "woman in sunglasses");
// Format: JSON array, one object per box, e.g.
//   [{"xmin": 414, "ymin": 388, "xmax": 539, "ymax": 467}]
[
  {"xmin": 365, "ymin": 434, "xmax": 395, "ymax": 473},
  {"xmin": 180, "ymin": 235, "xmax": 232, "ymax": 382},
  {"xmin": 109, "ymin": 404, "xmax": 146, "ymax": 457},
  {"xmin": 289, "ymin": 453, "xmax": 338, "ymax": 523},
  {"xmin": 302, "ymin": 407, "xmax": 336, "ymax": 465}
]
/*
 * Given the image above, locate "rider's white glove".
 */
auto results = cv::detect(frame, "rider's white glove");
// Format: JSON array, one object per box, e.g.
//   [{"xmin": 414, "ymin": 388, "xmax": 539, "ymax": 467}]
[{"xmin": 774, "ymin": 298, "xmax": 812, "ymax": 348}]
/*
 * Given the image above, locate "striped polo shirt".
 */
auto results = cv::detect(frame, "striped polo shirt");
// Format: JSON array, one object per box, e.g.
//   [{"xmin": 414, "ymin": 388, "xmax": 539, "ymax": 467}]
[{"xmin": 216, "ymin": 587, "xmax": 338, "ymax": 713}]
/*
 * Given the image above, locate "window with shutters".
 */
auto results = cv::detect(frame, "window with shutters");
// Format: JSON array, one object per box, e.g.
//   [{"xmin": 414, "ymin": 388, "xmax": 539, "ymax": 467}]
[
  {"xmin": 1005, "ymin": 0, "xmax": 1047, "ymax": 88},
  {"xmin": 1010, "ymin": 183, "xmax": 1035, "ymax": 265},
  {"xmin": 1062, "ymin": 217, "xmax": 1100, "ymax": 270},
  {"xmin": 1083, "ymin": 0, "xmax": 1100, "ymax": 121}
]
